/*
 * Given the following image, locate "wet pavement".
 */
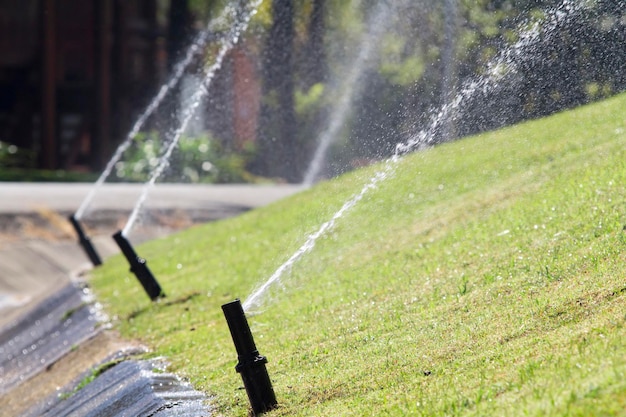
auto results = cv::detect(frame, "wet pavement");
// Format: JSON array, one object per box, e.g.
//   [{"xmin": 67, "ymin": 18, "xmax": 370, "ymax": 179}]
[
  {"xmin": 24, "ymin": 355, "xmax": 211, "ymax": 417},
  {"xmin": 0, "ymin": 283, "xmax": 102, "ymax": 394},
  {"xmin": 0, "ymin": 183, "xmax": 302, "ymax": 416}
]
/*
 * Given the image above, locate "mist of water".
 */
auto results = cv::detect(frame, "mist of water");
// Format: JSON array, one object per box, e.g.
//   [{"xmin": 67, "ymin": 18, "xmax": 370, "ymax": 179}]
[
  {"xmin": 243, "ymin": 0, "xmax": 587, "ymax": 313},
  {"xmin": 121, "ymin": 0, "xmax": 264, "ymax": 236},
  {"xmin": 73, "ymin": 7, "xmax": 236, "ymax": 220},
  {"xmin": 302, "ymin": 2, "xmax": 395, "ymax": 186}
]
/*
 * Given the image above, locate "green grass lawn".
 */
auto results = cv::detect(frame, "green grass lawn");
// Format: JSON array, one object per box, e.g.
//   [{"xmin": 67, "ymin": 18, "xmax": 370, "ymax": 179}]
[{"xmin": 91, "ymin": 93, "xmax": 626, "ymax": 416}]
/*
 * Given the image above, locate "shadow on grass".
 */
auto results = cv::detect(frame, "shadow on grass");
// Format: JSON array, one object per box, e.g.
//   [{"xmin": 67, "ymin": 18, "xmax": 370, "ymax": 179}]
[{"xmin": 126, "ymin": 291, "xmax": 202, "ymax": 320}]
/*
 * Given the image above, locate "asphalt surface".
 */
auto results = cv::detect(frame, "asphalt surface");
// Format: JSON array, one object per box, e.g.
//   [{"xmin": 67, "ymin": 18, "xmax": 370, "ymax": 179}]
[{"xmin": 0, "ymin": 182, "xmax": 303, "ymax": 416}]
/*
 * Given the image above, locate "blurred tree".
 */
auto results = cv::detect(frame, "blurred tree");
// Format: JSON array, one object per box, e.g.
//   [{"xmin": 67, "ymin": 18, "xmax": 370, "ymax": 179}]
[
  {"xmin": 257, "ymin": 0, "xmax": 298, "ymax": 182},
  {"xmin": 168, "ymin": 0, "xmax": 192, "ymax": 68},
  {"xmin": 303, "ymin": 0, "xmax": 327, "ymax": 88},
  {"xmin": 157, "ymin": 0, "xmax": 193, "ymax": 137},
  {"xmin": 196, "ymin": 0, "xmax": 626, "ymax": 182},
  {"xmin": 457, "ymin": 0, "xmax": 626, "ymax": 136}
]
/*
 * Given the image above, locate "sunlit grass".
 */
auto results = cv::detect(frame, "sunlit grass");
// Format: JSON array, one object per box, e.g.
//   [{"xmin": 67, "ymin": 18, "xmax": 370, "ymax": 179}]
[{"xmin": 91, "ymin": 92, "xmax": 626, "ymax": 416}]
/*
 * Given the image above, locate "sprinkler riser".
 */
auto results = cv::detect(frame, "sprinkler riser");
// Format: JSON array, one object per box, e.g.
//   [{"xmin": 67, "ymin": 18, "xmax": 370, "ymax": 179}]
[
  {"xmin": 68, "ymin": 214, "xmax": 102, "ymax": 267},
  {"xmin": 112, "ymin": 231, "xmax": 164, "ymax": 301},
  {"xmin": 222, "ymin": 299, "xmax": 277, "ymax": 415}
]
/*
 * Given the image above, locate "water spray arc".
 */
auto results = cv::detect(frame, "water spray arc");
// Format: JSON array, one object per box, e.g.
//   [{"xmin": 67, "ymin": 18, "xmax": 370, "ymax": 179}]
[
  {"xmin": 73, "ymin": 8, "xmax": 236, "ymax": 221},
  {"xmin": 243, "ymin": 0, "xmax": 588, "ymax": 313},
  {"xmin": 121, "ymin": 0, "xmax": 263, "ymax": 237},
  {"xmin": 302, "ymin": 1, "xmax": 395, "ymax": 186},
  {"xmin": 243, "ymin": 165, "xmax": 391, "ymax": 312},
  {"xmin": 222, "ymin": 299, "xmax": 277, "ymax": 415},
  {"xmin": 69, "ymin": 14, "xmax": 223, "ymax": 271}
]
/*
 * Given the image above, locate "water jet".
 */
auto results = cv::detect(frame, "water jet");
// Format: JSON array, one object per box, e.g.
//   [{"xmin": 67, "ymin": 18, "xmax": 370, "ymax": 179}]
[
  {"xmin": 222, "ymin": 299, "xmax": 277, "ymax": 415},
  {"xmin": 242, "ymin": 0, "xmax": 590, "ymax": 313},
  {"xmin": 73, "ymin": 6, "xmax": 240, "ymax": 220},
  {"xmin": 68, "ymin": 214, "xmax": 102, "ymax": 267},
  {"xmin": 121, "ymin": 0, "xmax": 263, "ymax": 237},
  {"xmin": 112, "ymin": 230, "xmax": 164, "ymax": 301}
]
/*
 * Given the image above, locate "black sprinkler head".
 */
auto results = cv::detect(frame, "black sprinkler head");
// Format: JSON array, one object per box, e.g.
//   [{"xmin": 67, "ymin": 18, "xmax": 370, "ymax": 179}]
[
  {"xmin": 112, "ymin": 230, "xmax": 164, "ymax": 301},
  {"xmin": 68, "ymin": 214, "xmax": 102, "ymax": 267},
  {"xmin": 222, "ymin": 299, "xmax": 277, "ymax": 415}
]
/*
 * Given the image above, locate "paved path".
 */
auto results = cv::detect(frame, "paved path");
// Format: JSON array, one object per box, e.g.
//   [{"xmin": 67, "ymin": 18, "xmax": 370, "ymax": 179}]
[{"xmin": 0, "ymin": 182, "xmax": 303, "ymax": 213}]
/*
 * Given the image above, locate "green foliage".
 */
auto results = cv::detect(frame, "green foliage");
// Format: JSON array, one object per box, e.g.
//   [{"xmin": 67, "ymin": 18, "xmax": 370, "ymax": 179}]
[
  {"xmin": 295, "ymin": 83, "xmax": 325, "ymax": 116},
  {"xmin": 0, "ymin": 169, "xmax": 97, "ymax": 182},
  {"xmin": 92, "ymin": 93, "xmax": 626, "ymax": 416},
  {"xmin": 377, "ymin": 29, "xmax": 426, "ymax": 86},
  {"xmin": 0, "ymin": 141, "xmax": 36, "ymax": 170},
  {"xmin": 109, "ymin": 132, "xmax": 258, "ymax": 183},
  {"xmin": 251, "ymin": 0, "xmax": 273, "ymax": 28},
  {"xmin": 380, "ymin": 55, "xmax": 425, "ymax": 87},
  {"xmin": 585, "ymin": 82, "xmax": 614, "ymax": 101},
  {"xmin": 0, "ymin": 142, "xmax": 97, "ymax": 182}
]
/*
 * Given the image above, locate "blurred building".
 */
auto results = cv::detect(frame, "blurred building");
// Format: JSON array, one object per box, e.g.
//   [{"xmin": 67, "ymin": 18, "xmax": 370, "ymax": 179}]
[{"xmin": 0, "ymin": 0, "xmax": 168, "ymax": 171}]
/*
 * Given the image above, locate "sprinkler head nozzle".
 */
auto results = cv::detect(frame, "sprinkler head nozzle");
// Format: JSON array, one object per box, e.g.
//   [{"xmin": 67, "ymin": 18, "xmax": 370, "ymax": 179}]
[
  {"xmin": 68, "ymin": 214, "xmax": 102, "ymax": 267},
  {"xmin": 222, "ymin": 299, "xmax": 277, "ymax": 415},
  {"xmin": 112, "ymin": 230, "xmax": 164, "ymax": 301}
]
